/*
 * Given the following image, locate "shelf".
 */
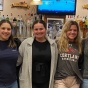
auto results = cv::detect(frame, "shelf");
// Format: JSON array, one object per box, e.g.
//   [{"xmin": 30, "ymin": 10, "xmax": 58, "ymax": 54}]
[{"xmin": 11, "ymin": 2, "xmax": 30, "ymax": 9}]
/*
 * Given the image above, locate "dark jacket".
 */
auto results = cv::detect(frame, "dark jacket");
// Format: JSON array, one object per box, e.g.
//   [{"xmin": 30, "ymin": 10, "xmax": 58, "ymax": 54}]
[
  {"xmin": 82, "ymin": 38, "xmax": 88, "ymax": 78},
  {"xmin": 14, "ymin": 38, "xmax": 21, "ymax": 88}
]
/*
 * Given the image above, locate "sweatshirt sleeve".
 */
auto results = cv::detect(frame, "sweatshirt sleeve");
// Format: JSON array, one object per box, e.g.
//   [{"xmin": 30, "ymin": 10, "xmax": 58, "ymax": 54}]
[{"xmin": 78, "ymin": 39, "xmax": 85, "ymax": 71}]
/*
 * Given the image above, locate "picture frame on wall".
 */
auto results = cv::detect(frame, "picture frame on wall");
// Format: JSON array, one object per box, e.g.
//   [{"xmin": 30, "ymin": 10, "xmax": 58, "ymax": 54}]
[
  {"xmin": 47, "ymin": 18, "xmax": 64, "ymax": 39},
  {"xmin": 0, "ymin": 0, "xmax": 3, "ymax": 11}
]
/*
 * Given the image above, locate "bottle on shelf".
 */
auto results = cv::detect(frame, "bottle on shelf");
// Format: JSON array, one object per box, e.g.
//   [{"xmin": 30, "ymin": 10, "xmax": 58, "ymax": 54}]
[
  {"xmin": 85, "ymin": 16, "xmax": 88, "ymax": 28},
  {"xmin": 17, "ymin": 15, "xmax": 20, "ymax": 22},
  {"xmin": 0, "ymin": 12, "xmax": 2, "ymax": 21},
  {"xmin": 1, "ymin": 15, "xmax": 5, "ymax": 20},
  {"xmin": 17, "ymin": 15, "xmax": 20, "ymax": 27},
  {"xmin": 24, "ymin": 14, "xmax": 27, "ymax": 24},
  {"xmin": 39, "ymin": 14, "xmax": 42, "ymax": 20},
  {"xmin": 9, "ymin": 13, "xmax": 13, "ymax": 23},
  {"xmin": 34, "ymin": 13, "xmax": 37, "ymax": 21},
  {"xmin": 13, "ymin": 17, "xmax": 17, "ymax": 22},
  {"xmin": 27, "ymin": 19, "xmax": 31, "ymax": 37},
  {"xmin": 19, "ymin": 15, "xmax": 24, "ymax": 37},
  {"xmin": 12, "ymin": 17, "xmax": 17, "ymax": 37},
  {"xmin": 6, "ymin": 15, "xmax": 9, "ymax": 20},
  {"xmin": 20, "ymin": 15, "xmax": 23, "ymax": 23}
]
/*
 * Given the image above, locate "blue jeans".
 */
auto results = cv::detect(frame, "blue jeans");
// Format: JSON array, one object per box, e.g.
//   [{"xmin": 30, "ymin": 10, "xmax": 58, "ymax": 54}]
[
  {"xmin": 0, "ymin": 80, "xmax": 18, "ymax": 88},
  {"xmin": 82, "ymin": 79, "xmax": 88, "ymax": 88}
]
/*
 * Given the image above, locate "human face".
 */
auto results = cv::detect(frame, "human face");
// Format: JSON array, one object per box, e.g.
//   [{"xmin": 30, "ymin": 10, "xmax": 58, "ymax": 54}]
[
  {"xmin": 0, "ymin": 23, "xmax": 12, "ymax": 41},
  {"xmin": 33, "ymin": 23, "xmax": 46, "ymax": 41},
  {"xmin": 66, "ymin": 25, "xmax": 78, "ymax": 42}
]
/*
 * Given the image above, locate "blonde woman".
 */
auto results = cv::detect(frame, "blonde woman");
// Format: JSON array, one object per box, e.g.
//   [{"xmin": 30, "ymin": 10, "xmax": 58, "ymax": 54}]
[{"xmin": 54, "ymin": 20, "xmax": 83, "ymax": 88}]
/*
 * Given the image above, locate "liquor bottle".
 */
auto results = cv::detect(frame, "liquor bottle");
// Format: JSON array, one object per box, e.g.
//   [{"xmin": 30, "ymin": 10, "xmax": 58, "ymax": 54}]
[
  {"xmin": 39, "ymin": 14, "xmax": 42, "ymax": 20},
  {"xmin": 6, "ymin": 15, "xmax": 9, "ymax": 20},
  {"xmin": 1, "ymin": 15, "xmax": 5, "ymax": 20},
  {"xmin": 13, "ymin": 17, "xmax": 17, "ymax": 22},
  {"xmin": 17, "ymin": 15, "xmax": 20, "ymax": 22},
  {"xmin": 85, "ymin": 16, "xmax": 88, "ymax": 28},
  {"xmin": 0, "ymin": 12, "xmax": 2, "ymax": 21},
  {"xmin": 27, "ymin": 19, "xmax": 31, "ymax": 37},
  {"xmin": 24, "ymin": 14, "xmax": 27, "ymax": 23},
  {"xmin": 9, "ymin": 13, "xmax": 13, "ymax": 23},
  {"xmin": 19, "ymin": 15, "xmax": 24, "ymax": 37},
  {"xmin": 12, "ymin": 17, "xmax": 17, "ymax": 37},
  {"xmin": 17, "ymin": 15, "xmax": 20, "ymax": 27}
]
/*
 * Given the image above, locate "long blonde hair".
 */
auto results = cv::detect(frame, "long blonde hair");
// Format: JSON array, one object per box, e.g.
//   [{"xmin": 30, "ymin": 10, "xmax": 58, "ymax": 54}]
[{"xmin": 57, "ymin": 20, "xmax": 82, "ymax": 54}]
